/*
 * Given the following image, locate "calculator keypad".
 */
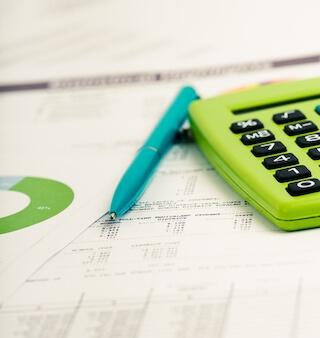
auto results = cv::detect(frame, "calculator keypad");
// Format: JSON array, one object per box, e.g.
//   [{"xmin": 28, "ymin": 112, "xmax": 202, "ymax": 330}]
[
  {"xmin": 251, "ymin": 141, "xmax": 286, "ymax": 157},
  {"xmin": 230, "ymin": 119, "xmax": 263, "ymax": 133},
  {"xmin": 284, "ymin": 121, "xmax": 318, "ymax": 136},
  {"xmin": 263, "ymin": 153, "xmax": 298, "ymax": 169},
  {"xmin": 287, "ymin": 179, "xmax": 320, "ymax": 196},
  {"xmin": 241, "ymin": 130, "xmax": 275, "ymax": 145},
  {"xmin": 273, "ymin": 110, "xmax": 305, "ymax": 124},
  {"xmin": 274, "ymin": 165, "xmax": 311, "ymax": 183},
  {"xmin": 232, "ymin": 106, "xmax": 320, "ymax": 198}
]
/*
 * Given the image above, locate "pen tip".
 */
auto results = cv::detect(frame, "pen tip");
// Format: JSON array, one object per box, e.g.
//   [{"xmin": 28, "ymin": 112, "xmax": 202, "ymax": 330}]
[{"xmin": 108, "ymin": 211, "xmax": 117, "ymax": 221}]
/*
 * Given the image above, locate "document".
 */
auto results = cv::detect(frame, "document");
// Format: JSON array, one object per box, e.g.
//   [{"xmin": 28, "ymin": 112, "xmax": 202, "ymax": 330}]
[
  {"xmin": 2, "ymin": 60, "xmax": 320, "ymax": 337},
  {"xmin": 2, "ymin": 1, "xmax": 320, "ymax": 336}
]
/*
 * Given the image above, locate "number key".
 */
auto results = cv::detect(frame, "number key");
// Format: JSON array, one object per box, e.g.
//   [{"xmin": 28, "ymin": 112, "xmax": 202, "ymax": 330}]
[
  {"xmin": 263, "ymin": 153, "xmax": 298, "ymax": 169},
  {"xmin": 287, "ymin": 178, "xmax": 320, "ymax": 196},
  {"xmin": 273, "ymin": 110, "xmax": 305, "ymax": 124},
  {"xmin": 296, "ymin": 133, "xmax": 320, "ymax": 148},
  {"xmin": 274, "ymin": 165, "xmax": 311, "ymax": 183},
  {"xmin": 251, "ymin": 141, "xmax": 286, "ymax": 157},
  {"xmin": 307, "ymin": 148, "xmax": 320, "ymax": 160}
]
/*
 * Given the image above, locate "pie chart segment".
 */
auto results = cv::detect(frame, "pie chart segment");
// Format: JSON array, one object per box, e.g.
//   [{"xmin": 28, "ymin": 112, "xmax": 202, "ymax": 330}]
[{"xmin": 0, "ymin": 176, "xmax": 74, "ymax": 234}]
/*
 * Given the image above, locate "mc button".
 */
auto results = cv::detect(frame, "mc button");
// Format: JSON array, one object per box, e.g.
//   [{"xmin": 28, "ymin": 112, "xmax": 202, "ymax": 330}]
[{"xmin": 241, "ymin": 130, "xmax": 275, "ymax": 145}]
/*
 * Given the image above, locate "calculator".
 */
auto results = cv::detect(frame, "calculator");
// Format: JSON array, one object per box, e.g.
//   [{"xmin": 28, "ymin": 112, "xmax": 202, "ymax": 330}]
[{"xmin": 189, "ymin": 77, "xmax": 320, "ymax": 231}]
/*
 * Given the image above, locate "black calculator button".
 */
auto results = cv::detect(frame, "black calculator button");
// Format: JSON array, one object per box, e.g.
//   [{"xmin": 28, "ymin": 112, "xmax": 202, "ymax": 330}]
[
  {"xmin": 287, "ymin": 178, "xmax": 320, "ymax": 196},
  {"xmin": 296, "ymin": 133, "xmax": 320, "ymax": 148},
  {"xmin": 230, "ymin": 119, "xmax": 263, "ymax": 133},
  {"xmin": 274, "ymin": 165, "xmax": 311, "ymax": 183},
  {"xmin": 307, "ymin": 148, "xmax": 320, "ymax": 160},
  {"xmin": 263, "ymin": 153, "xmax": 298, "ymax": 169},
  {"xmin": 273, "ymin": 110, "xmax": 305, "ymax": 124},
  {"xmin": 315, "ymin": 105, "xmax": 320, "ymax": 114},
  {"xmin": 241, "ymin": 130, "xmax": 275, "ymax": 145},
  {"xmin": 284, "ymin": 121, "xmax": 318, "ymax": 136},
  {"xmin": 251, "ymin": 141, "xmax": 286, "ymax": 157}
]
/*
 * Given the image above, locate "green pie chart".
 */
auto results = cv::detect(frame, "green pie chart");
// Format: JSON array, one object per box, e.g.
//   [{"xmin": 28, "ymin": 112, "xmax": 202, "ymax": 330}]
[{"xmin": 0, "ymin": 176, "xmax": 74, "ymax": 234}]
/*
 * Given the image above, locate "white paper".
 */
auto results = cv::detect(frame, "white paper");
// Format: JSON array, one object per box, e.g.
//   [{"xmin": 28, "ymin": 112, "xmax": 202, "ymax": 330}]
[
  {"xmin": 2, "ymin": 64, "xmax": 320, "ymax": 337},
  {"xmin": 2, "ymin": 0, "xmax": 320, "ymax": 336}
]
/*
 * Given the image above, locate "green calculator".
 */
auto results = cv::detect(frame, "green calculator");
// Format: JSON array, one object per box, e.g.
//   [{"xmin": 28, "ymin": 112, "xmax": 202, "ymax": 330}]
[{"xmin": 189, "ymin": 77, "xmax": 320, "ymax": 231}]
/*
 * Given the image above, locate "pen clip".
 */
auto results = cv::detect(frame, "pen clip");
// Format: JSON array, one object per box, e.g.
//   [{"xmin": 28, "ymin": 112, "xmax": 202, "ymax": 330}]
[{"xmin": 175, "ymin": 128, "xmax": 194, "ymax": 143}]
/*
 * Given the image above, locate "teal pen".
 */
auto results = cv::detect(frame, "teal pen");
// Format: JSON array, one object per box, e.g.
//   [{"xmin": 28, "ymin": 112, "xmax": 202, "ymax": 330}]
[{"xmin": 108, "ymin": 86, "xmax": 199, "ymax": 220}]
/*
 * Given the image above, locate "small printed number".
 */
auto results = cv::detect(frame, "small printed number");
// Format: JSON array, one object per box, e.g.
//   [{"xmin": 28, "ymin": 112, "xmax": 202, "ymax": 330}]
[
  {"xmin": 274, "ymin": 155, "xmax": 290, "ymax": 162},
  {"xmin": 261, "ymin": 143, "xmax": 275, "ymax": 150},
  {"xmin": 297, "ymin": 180, "xmax": 315, "ymax": 188},
  {"xmin": 288, "ymin": 167, "xmax": 300, "ymax": 175}
]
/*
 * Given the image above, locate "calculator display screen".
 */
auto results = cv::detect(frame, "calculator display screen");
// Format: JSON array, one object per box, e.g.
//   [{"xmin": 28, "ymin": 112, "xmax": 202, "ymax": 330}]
[{"xmin": 232, "ymin": 94, "xmax": 320, "ymax": 114}]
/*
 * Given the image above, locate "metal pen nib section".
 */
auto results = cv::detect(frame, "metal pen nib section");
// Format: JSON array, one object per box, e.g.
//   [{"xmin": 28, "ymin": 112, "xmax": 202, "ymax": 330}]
[{"xmin": 108, "ymin": 212, "xmax": 117, "ymax": 221}]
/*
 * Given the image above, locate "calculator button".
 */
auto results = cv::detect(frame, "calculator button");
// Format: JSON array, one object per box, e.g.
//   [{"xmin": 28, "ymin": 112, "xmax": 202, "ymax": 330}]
[
  {"xmin": 274, "ymin": 165, "xmax": 311, "ymax": 183},
  {"xmin": 307, "ymin": 148, "xmax": 320, "ymax": 160},
  {"xmin": 230, "ymin": 119, "xmax": 263, "ymax": 133},
  {"xmin": 241, "ymin": 130, "xmax": 275, "ymax": 145},
  {"xmin": 315, "ymin": 105, "xmax": 320, "ymax": 114},
  {"xmin": 287, "ymin": 178, "xmax": 320, "ymax": 196},
  {"xmin": 296, "ymin": 133, "xmax": 320, "ymax": 148},
  {"xmin": 251, "ymin": 141, "xmax": 286, "ymax": 157},
  {"xmin": 284, "ymin": 121, "xmax": 318, "ymax": 136},
  {"xmin": 273, "ymin": 110, "xmax": 305, "ymax": 124},
  {"xmin": 263, "ymin": 153, "xmax": 298, "ymax": 169}
]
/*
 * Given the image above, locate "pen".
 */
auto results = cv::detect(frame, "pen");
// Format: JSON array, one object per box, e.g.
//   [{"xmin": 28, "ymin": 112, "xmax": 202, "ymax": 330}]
[{"xmin": 108, "ymin": 86, "xmax": 199, "ymax": 220}]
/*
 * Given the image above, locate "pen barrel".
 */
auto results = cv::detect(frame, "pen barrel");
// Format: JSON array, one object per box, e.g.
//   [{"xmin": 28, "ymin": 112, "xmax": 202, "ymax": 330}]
[
  {"xmin": 145, "ymin": 128, "xmax": 177, "ymax": 155},
  {"xmin": 109, "ymin": 86, "xmax": 199, "ymax": 217},
  {"xmin": 109, "ymin": 148, "xmax": 160, "ymax": 216}
]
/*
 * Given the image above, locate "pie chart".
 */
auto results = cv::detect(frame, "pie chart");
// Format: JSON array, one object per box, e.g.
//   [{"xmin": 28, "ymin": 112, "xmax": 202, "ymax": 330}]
[{"xmin": 0, "ymin": 176, "xmax": 74, "ymax": 234}]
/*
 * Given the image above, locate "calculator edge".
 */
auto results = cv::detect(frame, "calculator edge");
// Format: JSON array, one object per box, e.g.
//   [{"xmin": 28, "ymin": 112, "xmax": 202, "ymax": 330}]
[{"xmin": 189, "ymin": 116, "xmax": 320, "ymax": 231}]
